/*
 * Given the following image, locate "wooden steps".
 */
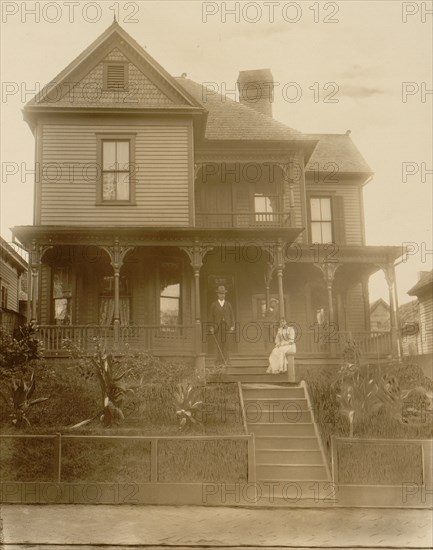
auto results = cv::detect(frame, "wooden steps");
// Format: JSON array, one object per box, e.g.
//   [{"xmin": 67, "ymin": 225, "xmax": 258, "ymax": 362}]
[{"xmin": 241, "ymin": 382, "xmax": 333, "ymax": 505}]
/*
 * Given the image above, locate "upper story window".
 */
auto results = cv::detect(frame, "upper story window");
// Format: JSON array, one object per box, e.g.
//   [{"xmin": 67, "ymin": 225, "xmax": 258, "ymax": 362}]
[
  {"xmin": 96, "ymin": 134, "xmax": 136, "ymax": 205},
  {"xmin": 310, "ymin": 197, "xmax": 333, "ymax": 243},
  {"xmin": 103, "ymin": 62, "xmax": 129, "ymax": 91}
]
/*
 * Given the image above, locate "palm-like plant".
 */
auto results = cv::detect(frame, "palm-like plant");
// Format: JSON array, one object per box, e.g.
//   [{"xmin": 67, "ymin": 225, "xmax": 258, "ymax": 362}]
[
  {"xmin": 1, "ymin": 371, "xmax": 48, "ymax": 427},
  {"xmin": 70, "ymin": 345, "xmax": 134, "ymax": 429},
  {"xmin": 335, "ymin": 343, "xmax": 433, "ymax": 437},
  {"xmin": 174, "ymin": 384, "xmax": 203, "ymax": 431}
]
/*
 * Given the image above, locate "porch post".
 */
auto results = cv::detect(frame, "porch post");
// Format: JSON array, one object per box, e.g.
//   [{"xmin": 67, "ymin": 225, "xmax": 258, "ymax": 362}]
[
  {"xmin": 277, "ymin": 162, "xmax": 295, "ymax": 227},
  {"xmin": 276, "ymin": 240, "xmax": 285, "ymax": 319},
  {"xmin": 30, "ymin": 240, "xmax": 40, "ymax": 324},
  {"xmin": 314, "ymin": 261, "xmax": 341, "ymax": 355},
  {"xmin": 381, "ymin": 263, "xmax": 401, "ymax": 360},
  {"xmin": 180, "ymin": 242, "xmax": 214, "ymax": 356},
  {"xmin": 101, "ymin": 239, "xmax": 135, "ymax": 348},
  {"xmin": 361, "ymin": 275, "xmax": 371, "ymax": 332}
]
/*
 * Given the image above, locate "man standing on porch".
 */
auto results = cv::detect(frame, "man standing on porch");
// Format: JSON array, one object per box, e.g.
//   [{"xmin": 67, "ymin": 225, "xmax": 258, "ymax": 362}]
[{"xmin": 209, "ymin": 286, "xmax": 235, "ymax": 367}]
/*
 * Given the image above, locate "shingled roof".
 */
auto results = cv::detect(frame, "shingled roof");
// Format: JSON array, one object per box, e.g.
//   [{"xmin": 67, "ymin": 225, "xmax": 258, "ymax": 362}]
[
  {"xmin": 175, "ymin": 76, "xmax": 305, "ymax": 141},
  {"xmin": 305, "ymin": 133, "xmax": 373, "ymax": 174},
  {"xmin": 176, "ymin": 77, "xmax": 372, "ymax": 174}
]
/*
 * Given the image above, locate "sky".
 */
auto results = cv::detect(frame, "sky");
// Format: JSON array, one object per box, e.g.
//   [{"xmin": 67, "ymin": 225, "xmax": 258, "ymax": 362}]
[{"xmin": 0, "ymin": 0, "xmax": 432, "ymax": 305}]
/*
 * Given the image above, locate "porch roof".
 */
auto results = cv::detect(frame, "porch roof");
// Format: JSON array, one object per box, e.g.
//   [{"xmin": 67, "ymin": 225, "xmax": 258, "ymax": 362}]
[
  {"xmin": 12, "ymin": 226, "xmax": 403, "ymax": 265},
  {"xmin": 12, "ymin": 225, "xmax": 304, "ymax": 249}
]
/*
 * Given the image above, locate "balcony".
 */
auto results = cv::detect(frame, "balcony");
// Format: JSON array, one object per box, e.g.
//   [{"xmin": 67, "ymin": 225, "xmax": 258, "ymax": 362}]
[{"xmin": 195, "ymin": 211, "xmax": 292, "ymax": 228}]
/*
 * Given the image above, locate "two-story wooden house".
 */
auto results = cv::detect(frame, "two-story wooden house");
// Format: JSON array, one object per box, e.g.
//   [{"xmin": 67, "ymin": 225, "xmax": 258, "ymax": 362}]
[
  {"xmin": 0, "ymin": 236, "xmax": 28, "ymax": 333},
  {"xmin": 12, "ymin": 22, "xmax": 402, "ymax": 372}
]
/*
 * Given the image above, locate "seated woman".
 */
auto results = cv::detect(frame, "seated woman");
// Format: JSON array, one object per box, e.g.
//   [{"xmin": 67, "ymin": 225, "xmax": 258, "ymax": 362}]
[{"xmin": 266, "ymin": 318, "xmax": 296, "ymax": 378}]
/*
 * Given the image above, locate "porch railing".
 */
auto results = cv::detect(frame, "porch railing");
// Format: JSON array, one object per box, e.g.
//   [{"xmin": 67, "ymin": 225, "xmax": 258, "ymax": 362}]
[
  {"xmin": 37, "ymin": 325, "xmax": 392, "ymax": 358},
  {"xmin": 295, "ymin": 329, "xmax": 392, "ymax": 357},
  {"xmin": 195, "ymin": 211, "xmax": 292, "ymax": 228},
  {"xmin": 38, "ymin": 324, "xmax": 196, "ymax": 355}
]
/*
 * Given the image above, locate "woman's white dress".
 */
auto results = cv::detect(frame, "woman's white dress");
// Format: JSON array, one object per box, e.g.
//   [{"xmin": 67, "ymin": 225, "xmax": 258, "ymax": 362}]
[{"xmin": 267, "ymin": 326, "xmax": 296, "ymax": 374}]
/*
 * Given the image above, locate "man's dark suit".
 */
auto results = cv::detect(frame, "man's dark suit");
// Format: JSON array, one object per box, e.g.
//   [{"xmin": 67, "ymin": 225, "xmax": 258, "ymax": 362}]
[{"xmin": 209, "ymin": 299, "xmax": 235, "ymax": 365}]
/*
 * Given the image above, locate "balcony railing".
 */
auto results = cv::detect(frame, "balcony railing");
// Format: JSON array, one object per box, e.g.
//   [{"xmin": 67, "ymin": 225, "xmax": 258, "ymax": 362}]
[{"xmin": 195, "ymin": 211, "xmax": 292, "ymax": 228}]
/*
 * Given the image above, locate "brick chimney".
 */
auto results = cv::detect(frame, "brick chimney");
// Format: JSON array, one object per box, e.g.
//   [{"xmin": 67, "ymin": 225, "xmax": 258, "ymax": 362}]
[{"xmin": 237, "ymin": 69, "xmax": 274, "ymax": 118}]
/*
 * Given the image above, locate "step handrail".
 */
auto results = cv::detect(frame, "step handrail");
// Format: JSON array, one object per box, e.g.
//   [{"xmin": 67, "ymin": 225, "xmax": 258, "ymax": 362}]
[
  {"xmin": 301, "ymin": 380, "xmax": 332, "ymax": 482},
  {"xmin": 237, "ymin": 381, "xmax": 249, "ymax": 435}
]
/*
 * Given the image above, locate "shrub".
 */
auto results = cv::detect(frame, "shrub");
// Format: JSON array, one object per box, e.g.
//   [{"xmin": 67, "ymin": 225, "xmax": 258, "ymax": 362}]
[{"xmin": 0, "ymin": 323, "xmax": 41, "ymax": 373}]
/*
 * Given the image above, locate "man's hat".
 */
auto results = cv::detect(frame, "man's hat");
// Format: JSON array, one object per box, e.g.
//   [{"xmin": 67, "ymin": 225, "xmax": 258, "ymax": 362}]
[{"xmin": 216, "ymin": 285, "xmax": 227, "ymax": 294}]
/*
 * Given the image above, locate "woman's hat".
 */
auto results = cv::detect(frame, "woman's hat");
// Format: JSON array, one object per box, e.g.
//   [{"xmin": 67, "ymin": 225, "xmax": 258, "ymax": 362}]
[{"xmin": 216, "ymin": 285, "xmax": 227, "ymax": 294}]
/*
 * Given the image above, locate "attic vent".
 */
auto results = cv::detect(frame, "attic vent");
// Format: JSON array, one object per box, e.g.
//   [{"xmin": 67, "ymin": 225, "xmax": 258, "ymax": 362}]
[{"xmin": 104, "ymin": 63, "xmax": 128, "ymax": 90}]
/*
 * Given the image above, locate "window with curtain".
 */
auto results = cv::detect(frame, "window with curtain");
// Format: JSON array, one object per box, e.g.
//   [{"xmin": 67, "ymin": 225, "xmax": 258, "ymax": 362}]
[
  {"xmin": 310, "ymin": 197, "xmax": 333, "ymax": 243},
  {"xmin": 52, "ymin": 267, "xmax": 72, "ymax": 325},
  {"xmin": 99, "ymin": 275, "xmax": 130, "ymax": 326},
  {"xmin": 101, "ymin": 140, "xmax": 131, "ymax": 202},
  {"xmin": 159, "ymin": 261, "xmax": 181, "ymax": 326}
]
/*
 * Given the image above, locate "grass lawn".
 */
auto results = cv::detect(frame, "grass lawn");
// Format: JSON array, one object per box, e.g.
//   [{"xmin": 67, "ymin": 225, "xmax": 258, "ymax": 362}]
[{"xmin": 337, "ymin": 441, "xmax": 423, "ymax": 485}]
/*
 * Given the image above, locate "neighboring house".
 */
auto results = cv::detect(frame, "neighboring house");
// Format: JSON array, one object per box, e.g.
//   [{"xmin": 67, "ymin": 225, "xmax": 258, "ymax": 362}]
[
  {"xmin": 12, "ymin": 22, "xmax": 402, "ymax": 363},
  {"xmin": 407, "ymin": 271, "xmax": 433, "ymax": 355},
  {"xmin": 0, "ymin": 236, "xmax": 28, "ymax": 333},
  {"xmin": 399, "ymin": 299, "xmax": 422, "ymax": 356},
  {"xmin": 370, "ymin": 298, "xmax": 390, "ymax": 332}
]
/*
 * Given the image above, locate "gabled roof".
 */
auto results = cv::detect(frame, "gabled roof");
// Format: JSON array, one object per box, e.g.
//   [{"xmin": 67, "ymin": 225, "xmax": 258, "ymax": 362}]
[
  {"xmin": 0, "ymin": 236, "xmax": 28, "ymax": 273},
  {"xmin": 25, "ymin": 21, "xmax": 204, "ymax": 112},
  {"xmin": 370, "ymin": 298, "xmax": 389, "ymax": 313},
  {"xmin": 408, "ymin": 270, "xmax": 433, "ymax": 297},
  {"xmin": 23, "ymin": 22, "xmax": 372, "ymax": 176},
  {"xmin": 175, "ymin": 76, "xmax": 306, "ymax": 142},
  {"xmin": 305, "ymin": 133, "xmax": 373, "ymax": 174}
]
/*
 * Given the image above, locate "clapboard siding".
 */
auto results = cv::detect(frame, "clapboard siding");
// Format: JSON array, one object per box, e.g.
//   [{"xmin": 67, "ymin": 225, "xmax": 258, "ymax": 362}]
[
  {"xmin": 419, "ymin": 296, "xmax": 433, "ymax": 353},
  {"xmin": 0, "ymin": 262, "xmax": 19, "ymax": 312},
  {"xmin": 40, "ymin": 122, "xmax": 192, "ymax": 226},
  {"xmin": 305, "ymin": 181, "xmax": 363, "ymax": 245}
]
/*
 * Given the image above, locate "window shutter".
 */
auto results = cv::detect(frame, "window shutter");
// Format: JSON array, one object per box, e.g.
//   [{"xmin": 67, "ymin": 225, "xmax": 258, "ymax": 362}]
[
  {"xmin": 106, "ymin": 64, "xmax": 125, "ymax": 89},
  {"xmin": 332, "ymin": 195, "xmax": 346, "ymax": 245}
]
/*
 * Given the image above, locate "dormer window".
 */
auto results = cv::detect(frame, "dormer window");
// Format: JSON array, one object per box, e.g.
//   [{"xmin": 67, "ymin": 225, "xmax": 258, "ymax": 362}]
[{"xmin": 103, "ymin": 62, "xmax": 128, "ymax": 91}]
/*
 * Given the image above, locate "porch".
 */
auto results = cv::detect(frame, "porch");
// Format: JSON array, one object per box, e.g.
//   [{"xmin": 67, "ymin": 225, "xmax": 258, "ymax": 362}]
[{"xmin": 12, "ymin": 226, "xmax": 403, "ymax": 364}]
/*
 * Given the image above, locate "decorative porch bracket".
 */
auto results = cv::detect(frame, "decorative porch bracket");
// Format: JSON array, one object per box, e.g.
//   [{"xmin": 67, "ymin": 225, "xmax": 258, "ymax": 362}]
[
  {"xmin": 379, "ymin": 262, "xmax": 401, "ymax": 360},
  {"xmin": 29, "ymin": 241, "xmax": 53, "ymax": 323},
  {"xmin": 180, "ymin": 242, "xmax": 214, "ymax": 355},
  {"xmin": 313, "ymin": 261, "xmax": 342, "ymax": 355},
  {"xmin": 100, "ymin": 239, "xmax": 135, "ymax": 346}
]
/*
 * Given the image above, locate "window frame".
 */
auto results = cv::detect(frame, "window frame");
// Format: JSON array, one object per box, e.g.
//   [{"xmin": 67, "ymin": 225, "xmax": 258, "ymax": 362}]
[
  {"xmin": 102, "ymin": 61, "xmax": 129, "ymax": 92},
  {"xmin": 308, "ymin": 195, "xmax": 334, "ymax": 244},
  {"xmin": 96, "ymin": 133, "xmax": 136, "ymax": 205},
  {"xmin": 157, "ymin": 258, "xmax": 184, "ymax": 327},
  {"xmin": 51, "ymin": 266, "xmax": 74, "ymax": 325}
]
